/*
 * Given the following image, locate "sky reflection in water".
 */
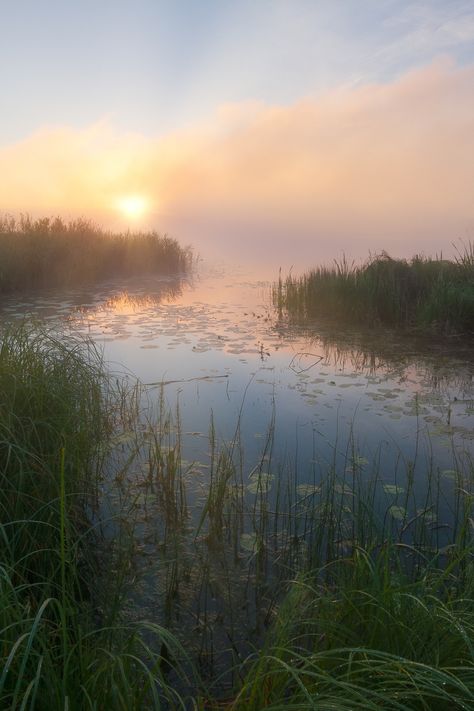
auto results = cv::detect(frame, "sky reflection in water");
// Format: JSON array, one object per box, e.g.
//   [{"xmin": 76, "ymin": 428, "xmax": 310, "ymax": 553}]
[{"xmin": 3, "ymin": 260, "xmax": 474, "ymax": 502}]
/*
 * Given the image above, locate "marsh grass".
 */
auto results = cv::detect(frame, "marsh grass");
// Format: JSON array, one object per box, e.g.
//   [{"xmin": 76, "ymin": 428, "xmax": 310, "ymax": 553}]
[
  {"xmin": 0, "ymin": 215, "xmax": 191, "ymax": 294},
  {"xmin": 117, "ymin": 383, "xmax": 474, "ymax": 707},
  {"xmin": 0, "ymin": 324, "xmax": 192, "ymax": 710},
  {"xmin": 227, "ymin": 450, "xmax": 474, "ymax": 709},
  {"xmin": 274, "ymin": 247, "xmax": 474, "ymax": 334}
]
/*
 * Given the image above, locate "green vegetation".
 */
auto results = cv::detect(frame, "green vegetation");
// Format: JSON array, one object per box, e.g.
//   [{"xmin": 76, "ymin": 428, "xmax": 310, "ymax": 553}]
[
  {"xmin": 234, "ymin": 541, "xmax": 474, "ymax": 710},
  {"xmin": 0, "ymin": 325, "xmax": 192, "ymax": 710},
  {"xmin": 274, "ymin": 246, "xmax": 474, "ymax": 333},
  {"xmin": 82, "ymin": 387, "xmax": 474, "ymax": 709},
  {"xmin": 2, "ymin": 323, "xmax": 474, "ymax": 709},
  {"xmin": 0, "ymin": 215, "xmax": 191, "ymax": 294}
]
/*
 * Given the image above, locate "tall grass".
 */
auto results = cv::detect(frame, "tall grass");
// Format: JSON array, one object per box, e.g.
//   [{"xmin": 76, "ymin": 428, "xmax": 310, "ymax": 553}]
[
  {"xmin": 0, "ymin": 215, "xmax": 192, "ymax": 294},
  {"xmin": 117, "ymin": 383, "xmax": 474, "ymax": 707},
  {"xmin": 274, "ymin": 247, "xmax": 474, "ymax": 334},
  {"xmin": 228, "ymin": 445, "xmax": 474, "ymax": 709},
  {"xmin": 0, "ymin": 324, "xmax": 192, "ymax": 710},
  {"xmin": 234, "ymin": 555, "xmax": 474, "ymax": 709}
]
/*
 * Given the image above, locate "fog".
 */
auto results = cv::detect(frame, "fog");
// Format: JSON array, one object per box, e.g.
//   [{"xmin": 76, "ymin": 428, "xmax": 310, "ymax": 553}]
[{"xmin": 1, "ymin": 60, "xmax": 473, "ymax": 275}]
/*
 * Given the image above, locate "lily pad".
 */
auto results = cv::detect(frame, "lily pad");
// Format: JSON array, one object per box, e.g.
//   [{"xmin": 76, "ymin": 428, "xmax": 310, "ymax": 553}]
[
  {"xmin": 296, "ymin": 484, "xmax": 321, "ymax": 497},
  {"xmin": 247, "ymin": 473, "xmax": 274, "ymax": 494},
  {"xmin": 111, "ymin": 431, "xmax": 136, "ymax": 446},
  {"xmin": 240, "ymin": 533, "xmax": 258, "ymax": 552},
  {"xmin": 388, "ymin": 505, "xmax": 406, "ymax": 520},
  {"xmin": 383, "ymin": 484, "xmax": 405, "ymax": 495},
  {"xmin": 441, "ymin": 469, "xmax": 459, "ymax": 480}
]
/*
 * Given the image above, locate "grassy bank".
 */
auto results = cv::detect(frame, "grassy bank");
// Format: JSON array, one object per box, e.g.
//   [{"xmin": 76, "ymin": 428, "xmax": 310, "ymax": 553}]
[
  {"xmin": 0, "ymin": 215, "xmax": 191, "ymax": 294},
  {"xmin": 274, "ymin": 247, "xmax": 474, "ymax": 334},
  {"xmin": 234, "ymin": 544, "xmax": 474, "ymax": 710},
  {"xmin": 0, "ymin": 325, "xmax": 191, "ymax": 710},
  {"xmin": 2, "ymin": 324, "xmax": 474, "ymax": 708}
]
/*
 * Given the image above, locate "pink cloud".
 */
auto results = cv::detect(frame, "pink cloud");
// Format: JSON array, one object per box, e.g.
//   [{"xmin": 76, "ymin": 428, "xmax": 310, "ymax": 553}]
[{"xmin": 1, "ymin": 60, "xmax": 473, "ymax": 271}]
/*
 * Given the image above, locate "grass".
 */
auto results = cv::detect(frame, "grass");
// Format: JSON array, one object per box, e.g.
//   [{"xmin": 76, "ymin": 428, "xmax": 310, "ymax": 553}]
[
  {"xmin": 122, "ymin": 388, "xmax": 474, "ymax": 708},
  {"xmin": 2, "ymin": 322, "xmax": 474, "ymax": 708},
  {"xmin": 274, "ymin": 246, "xmax": 474, "ymax": 334},
  {"xmin": 233, "ymin": 544, "xmax": 474, "ymax": 709},
  {"xmin": 0, "ymin": 214, "xmax": 192, "ymax": 294},
  {"xmin": 0, "ymin": 324, "xmax": 193, "ymax": 710}
]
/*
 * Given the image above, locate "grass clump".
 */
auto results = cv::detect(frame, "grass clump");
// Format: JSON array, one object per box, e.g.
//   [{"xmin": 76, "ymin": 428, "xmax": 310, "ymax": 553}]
[
  {"xmin": 274, "ymin": 246, "xmax": 474, "ymax": 334},
  {"xmin": 233, "ymin": 521, "xmax": 474, "ymax": 710},
  {"xmin": 0, "ymin": 214, "xmax": 192, "ymax": 294},
  {"xmin": 118, "ymin": 391, "xmax": 474, "ymax": 708},
  {"xmin": 0, "ymin": 324, "xmax": 191, "ymax": 710}
]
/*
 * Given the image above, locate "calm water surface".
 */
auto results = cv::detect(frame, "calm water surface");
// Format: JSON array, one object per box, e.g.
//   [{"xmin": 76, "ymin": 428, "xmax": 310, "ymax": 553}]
[
  {"xmin": 3, "ymin": 260, "xmax": 474, "ymax": 683},
  {"xmin": 3, "ymin": 260, "xmax": 473, "ymax": 479}
]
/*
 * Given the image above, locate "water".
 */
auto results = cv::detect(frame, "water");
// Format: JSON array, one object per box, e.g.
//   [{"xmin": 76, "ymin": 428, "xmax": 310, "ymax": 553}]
[
  {"xmin": 3, "ymin": 260, "xmax": 474, "ymax": 685},
  {"xmin": 4, "ymin": 260, "xmax": 473, "ymax": 473}
]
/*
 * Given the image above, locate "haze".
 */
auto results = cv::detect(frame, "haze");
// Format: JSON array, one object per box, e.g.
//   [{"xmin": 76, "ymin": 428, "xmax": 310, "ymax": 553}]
[{"xmin": 1, "ymin": 1, "xmax": 474, "ymax": 273}]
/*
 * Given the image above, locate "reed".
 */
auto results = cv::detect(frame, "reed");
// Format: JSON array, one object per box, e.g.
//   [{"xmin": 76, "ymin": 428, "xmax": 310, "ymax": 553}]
[
  {"xmin": 123, "ymin": 389, "xmax": 474, "ymax": 707},
  {"xmin": 231, "ymin": 458, "xmax": 474, "ymax": 710},
  {"xmin": 0, "ymin": 324, "xmax": 192, "ymax": 710},
  {"xmin": 0, "ymin": 215, "xmax": 192, "ymax": 294},
  {"xmin": 274, "ymin": 247, "xmax": 474, "ymax": 334}
]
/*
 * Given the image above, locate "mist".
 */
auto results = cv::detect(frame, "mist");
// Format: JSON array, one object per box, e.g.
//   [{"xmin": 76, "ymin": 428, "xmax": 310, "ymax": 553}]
[{"xmin": 1, "ymin": 60, "xmax": 473, "ymax": 274}]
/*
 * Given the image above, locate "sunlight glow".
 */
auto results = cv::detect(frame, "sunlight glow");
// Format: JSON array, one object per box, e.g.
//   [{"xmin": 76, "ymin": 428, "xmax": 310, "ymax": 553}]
[{"xmin": 116, "ymin": 194, "xmax": 149, "ymax": 220}]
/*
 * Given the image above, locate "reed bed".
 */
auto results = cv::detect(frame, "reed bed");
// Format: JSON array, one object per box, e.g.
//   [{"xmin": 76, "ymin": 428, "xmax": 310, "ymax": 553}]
[
  {"xmin": 0, "ymin": 215, "xmax": 191, "ymax": 294},
  {"xmin": 274, "ymin": 246, "xmax": 474, "ymax": 334}
]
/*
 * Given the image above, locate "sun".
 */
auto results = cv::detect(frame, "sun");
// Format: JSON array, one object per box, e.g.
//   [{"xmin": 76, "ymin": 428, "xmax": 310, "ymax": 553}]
[{"xmin": 116, "ymin": 194, "xmax": 149, "ymax": 220}]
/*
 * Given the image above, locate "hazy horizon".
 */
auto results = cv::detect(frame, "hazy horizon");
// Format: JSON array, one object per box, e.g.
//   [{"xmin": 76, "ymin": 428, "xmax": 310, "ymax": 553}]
[{"xmin": 1, "ymin": 2, "xmax": 473, "ymax": 273}]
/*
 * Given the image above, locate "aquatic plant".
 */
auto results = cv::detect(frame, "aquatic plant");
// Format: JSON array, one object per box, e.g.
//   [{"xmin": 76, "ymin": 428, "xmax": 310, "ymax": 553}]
[
  {"xmin": 274, "ymin": 247, "xmax": 474, "ymax": 334},
  {"xmin": 0, "ymin": 324, "xmax": 193, "ymax": 710},
  {"xmin": 121, "ymin": 386, "xmax": 474, "ymax": 707},
  {"xmin": 0, "ymin": 214, "xmax": 192, "ymax": 294}
]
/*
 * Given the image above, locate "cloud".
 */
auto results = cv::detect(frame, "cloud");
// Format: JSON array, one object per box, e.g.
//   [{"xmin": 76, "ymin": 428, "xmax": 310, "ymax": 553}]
[{"xmin": 1, "ymin": 60, "xmax": 473, "ymax": 269}]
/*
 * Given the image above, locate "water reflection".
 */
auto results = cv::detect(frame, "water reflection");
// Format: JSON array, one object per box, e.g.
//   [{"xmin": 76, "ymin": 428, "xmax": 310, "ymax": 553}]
[
  {"xmin": 0, "ymin": 273, "xmax": 185, "ymax": 322},
  {"xmin": 2, "ymin": 262, "xmax": 474, "ymax": 687},
  {"xmin": 1, "ymin": 265, "xmax": 473, "ymax": 456}
]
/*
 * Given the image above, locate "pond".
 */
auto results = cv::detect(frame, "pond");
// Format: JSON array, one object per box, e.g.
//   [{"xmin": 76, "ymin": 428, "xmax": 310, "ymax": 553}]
[{"xmin": 3, "ymin": 259, "xmax": 474, "ymax": 685}]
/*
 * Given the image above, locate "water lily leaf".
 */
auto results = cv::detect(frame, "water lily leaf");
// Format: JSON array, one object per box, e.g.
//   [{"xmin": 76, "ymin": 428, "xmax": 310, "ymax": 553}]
[
  {"xmin": 334, "ymin": 484, "xmax": 353, "ymax": 496},
  {"xmin": 247, "ymin": 473, "xmax": 274, "ymax": 494},
  {"xmin": 296, "ymin": 484, "xmax": 321, "ymax": 497},
  {"xmin": 417, "ymin": 508, "xmax": 436, "ymax": 522},
  {"xmin": 351, "ymin": 456, "xmax": 368, "ymax": 468},
  {"xmin": 441, "ymin": 469, "xmax": 459, "ymax": 480},
  {"xmin": 240, "ymin": 533, "xmax": 258, "ymax": 552},
  {"xmin": 388, "ymin": 505, "xmax": 406, "ymax": 520},
  {"xmin": 383, "ymin": 484, "xmax": 405, "ymax": 495},
  {"xmin": 111, "ymin": 431, "xmax": 136, "ymax": 446}
]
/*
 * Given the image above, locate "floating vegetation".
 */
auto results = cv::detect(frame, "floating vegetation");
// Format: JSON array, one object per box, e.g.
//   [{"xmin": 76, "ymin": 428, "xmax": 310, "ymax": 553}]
[
  {"xmin": 382, "ymin": 483, "xmax": 405, "ymax": 494},
  {"xmin": 388, "ymin": 504, "xmax": 407, "ymax": 520}
]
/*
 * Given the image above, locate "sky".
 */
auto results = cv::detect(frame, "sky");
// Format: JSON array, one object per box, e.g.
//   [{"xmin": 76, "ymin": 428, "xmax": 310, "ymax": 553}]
[{"xmin": 1, "ymin": 0, "xmax": 474, "ymax": 270}]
